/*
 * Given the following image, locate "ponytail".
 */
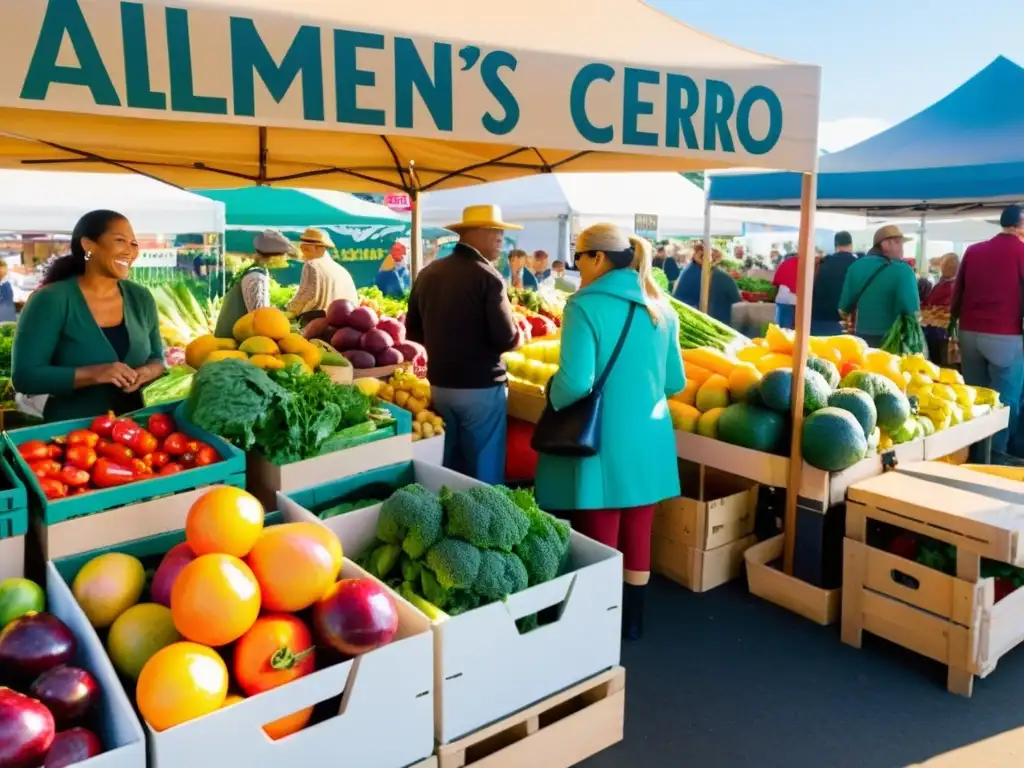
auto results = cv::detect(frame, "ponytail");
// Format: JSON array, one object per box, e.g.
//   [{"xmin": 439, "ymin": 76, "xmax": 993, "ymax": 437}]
[
  {"xmin": 42, "ymin": 209, "xmax": 126, "ymax": 287},
  {"xmin": 628, "ymin": 235, "xmax": 663, "ymax": 325}
]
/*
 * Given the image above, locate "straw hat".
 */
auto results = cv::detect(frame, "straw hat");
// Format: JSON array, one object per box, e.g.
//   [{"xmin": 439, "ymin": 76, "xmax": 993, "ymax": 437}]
[
  {"xmin": 299, "ymin": 227, "xmax": 333, "ymax": 247},
  {"xmin": 445, "ymin": 204, "xmax": 522, "ymax": 233},
  {"xmin": 872, "ymin": 224, "xmax": 911, "ymax": 247}
]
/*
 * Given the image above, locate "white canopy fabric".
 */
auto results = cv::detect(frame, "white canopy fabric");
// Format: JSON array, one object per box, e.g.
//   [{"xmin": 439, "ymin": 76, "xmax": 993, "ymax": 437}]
[
  {"xmin": 0, "ymin": 170, "xmax": 225, "ymax": 234},
  {"xmin": 0, "ymin": 0, "xmax": 821, "ymax": 188}
]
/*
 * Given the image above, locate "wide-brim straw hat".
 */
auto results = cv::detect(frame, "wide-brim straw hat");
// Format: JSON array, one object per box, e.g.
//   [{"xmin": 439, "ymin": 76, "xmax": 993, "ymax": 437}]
[
  {"xmin": 299, "ymin": 227, "xmax": 333, "ymax": 247},
  {"xmin": 445, "ymin": 204, "xmax": 523, "ymax": 233},
  {"xmin": 872, "ymin": 224, "xmax": 911, "ymax": 247}
]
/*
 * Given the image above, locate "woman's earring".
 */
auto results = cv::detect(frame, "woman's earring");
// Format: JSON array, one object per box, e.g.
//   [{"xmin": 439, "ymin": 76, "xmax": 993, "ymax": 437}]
[{"xmin": 85, "ymin": 252, "xmax": 91, "ymax": 261}]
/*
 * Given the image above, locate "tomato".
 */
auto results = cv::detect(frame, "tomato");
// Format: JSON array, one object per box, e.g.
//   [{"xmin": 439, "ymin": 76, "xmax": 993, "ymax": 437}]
[
  {"xmin": 97, "ymin": 442, "xmax": 133, "ymax": 465},
  {"xmin": 67, "ymin": 430, "xmax": 99, "ymax": 448},
  {"xmin": 59, "ymin": 467, "xmax": 91, "ymax": 488},
  {"xmin": 92, "ymin": 458, "xmax": 136, "ymax": 488},
  {"xmin": 136, "ymin": 642, "xmax": 228, "ymax": 732},
  {"xmin": 148, "ymin": 413, "xmax": 175, "ymax": 440},
  {"xmin": 89, "ymin": 412, "xmax": 116, "ymax": 439},
  {"xmin": 162, "ymin": 433, "xmax": 190, "ymax": 456},
  {"xmin": 233, "ymin": 614, "xmax": 315, "ymax": 697},
  {"xmin": 159, "ymin": 463, "xmax": 184, "ymax": 476},
  {"xmin": 130, "ymin": 459, "xmax": 152, "ymax": 478},
  {"xmin": 39, "ymin": 477, "xmax": 68, "ymax": 500},
  {"xmin": 263, "ymin": 706, "xmax": 314, "ymax": 741},
  {"xmin": 47, "ymin": 443, "xmax": 64, "ymax": 460},
  {"xmin": 186, "ymin": 487, "xmax": 264, "ymax": 558},
  {"xmin": 149, "ymin": 451, "xmax": 170, "ymax": 469},
  {"xmin": 65, "ymin": 445, "xmax": 97, "ymax": 471},
  {"xmin": 193, "ymin": 445, "xmax": 219, "ymax": 467},
  {"xmin": 170, "ymin": 554, "xmax": 261, "ymax": 647},
  {"xmin": 17, "ymin": 440, "xmax": 49, "ymax": 462},
  {"xmin": 246, "ymin": 523, "xmax": 342, "ymax": 612},
  {"xmin": 29, "ymin": 459, "xmax": 61, "ymax": 479}
]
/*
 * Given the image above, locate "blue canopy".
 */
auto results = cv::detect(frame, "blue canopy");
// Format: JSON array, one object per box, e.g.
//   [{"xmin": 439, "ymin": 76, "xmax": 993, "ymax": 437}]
[{"xmin": 709, "ymin": 56, "xmax": 1024, "ymax": 213}]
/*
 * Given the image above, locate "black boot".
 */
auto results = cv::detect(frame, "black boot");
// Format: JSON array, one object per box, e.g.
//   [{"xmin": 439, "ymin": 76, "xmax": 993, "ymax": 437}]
[{"xmin": 622, "ymin": 583, "xmax": 646, "ymax": 641}]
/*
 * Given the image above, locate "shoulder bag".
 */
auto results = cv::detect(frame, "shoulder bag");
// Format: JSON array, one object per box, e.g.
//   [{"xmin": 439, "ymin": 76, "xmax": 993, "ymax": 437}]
[
  {"xmin": 843, "ymin": 260, "xmax": 890, "ymax": 334},
  {"xmin": 531, "ymin": 303, "xmax": 637, "ymax": 458}
]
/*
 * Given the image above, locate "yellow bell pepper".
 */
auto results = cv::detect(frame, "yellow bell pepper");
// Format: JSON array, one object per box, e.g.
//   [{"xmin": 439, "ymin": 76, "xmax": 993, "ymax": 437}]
[
  {"xmin": 975, "ymin": 387, "xmax": 1001, "ymax": 407},
  {"xmin": 951, "ymin": 385, "xmax": 977, "ymax": 407},
  {"xmin": 938, "ymin": 368, "xmax": 965, "ymax": 385},
  {"xmin": 682, "ymin": 347, "xmax": 737, "ymax": 378}
]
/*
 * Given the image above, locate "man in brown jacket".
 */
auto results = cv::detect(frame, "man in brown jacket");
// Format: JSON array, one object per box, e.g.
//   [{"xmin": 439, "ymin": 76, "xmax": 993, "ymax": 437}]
[{"xmin": 406, "ymin": 205, "xmax": 522, "ymax": 483}]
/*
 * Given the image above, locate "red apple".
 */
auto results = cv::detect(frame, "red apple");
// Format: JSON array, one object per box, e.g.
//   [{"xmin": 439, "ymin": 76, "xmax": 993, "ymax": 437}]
[
  {"xmin": 44, "ymin": 727, "xmax": 102, "ymax": 767},
  {"xmin": 0, "ymin": 687, "xmax": 55, "ymax": 768},
  {"xmin": 151, "ymin": 543, "xmax": 196, "ymax": 607},
  {"xmin": 312, "ymin": 578, "xmax": 398, "ymax": 656},
  {"xmin": 30, "ymin": 666, "xmax": 99, "ymax": 728}
]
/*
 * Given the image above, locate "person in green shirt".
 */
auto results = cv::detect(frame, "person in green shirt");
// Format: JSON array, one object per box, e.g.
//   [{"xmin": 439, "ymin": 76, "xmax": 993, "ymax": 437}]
[
  {"xmin": 12, "ymin": 210, "xmax": 165, "ymax": 422},
  {"xmin": 838, "ymin": 225, "xmax": 920, "ymax": 348}
]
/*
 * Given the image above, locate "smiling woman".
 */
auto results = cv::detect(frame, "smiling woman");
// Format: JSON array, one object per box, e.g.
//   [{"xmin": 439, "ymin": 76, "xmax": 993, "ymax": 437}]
[{"xmin": 11, "ymin": 210, "xmax": 165, "ymax": 422}]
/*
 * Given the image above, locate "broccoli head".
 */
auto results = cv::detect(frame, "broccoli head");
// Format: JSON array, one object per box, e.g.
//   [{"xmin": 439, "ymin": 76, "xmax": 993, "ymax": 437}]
[
  {"xmin": 442, "ymin": 485, "xmax": 529, "ymax": 552},
  {"xmin": 425, "ymin": 537, "xmax": 481, "ymax": 590},
  {"xmin": 360, "ymin": 542, "xmax": 402, "ymax": 580},
  {"xmin": 474, "ymin": 550, "xmax": 529, "ymax": 601},
  {"xmin": 514, "ymin": 527, "xmax": 568, "ymax": 586},
  {"xmin": 447, "ymin": 589, "xmax": 482, "ymax": 616},
  {"xmin": 420, "ymin": 568, "xmax": 449, "ymax": 608},
  {"xmin": 376, "ymin": 483, "xmax": 443, "ymax": 559},
  {"xmin": 401, "ymin": 555, "xmax": 423, "ymax": 584}
]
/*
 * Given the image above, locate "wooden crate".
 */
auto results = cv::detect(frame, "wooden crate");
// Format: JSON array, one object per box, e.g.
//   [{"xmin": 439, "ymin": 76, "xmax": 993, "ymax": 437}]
[
  {"xmin": 842, "ymin": 465, "xmax": 1024, "ymax": 696},
  {"xmin": 507, "ymin": 387, "xmax": 546, "ymax": 424},
  {"xmin": 744, "ymin": 534, "xmax": 841, "ymax": 625},
  {"xmin": 654, "ymin": 465, "xmax": 757, "ymax": 550},
  {"xmin": 652, "ymin": 534, "xmax": 756, "ymax": 593},
  {"xmin": 435, "ymin": 667, "xmax": 624, "ymax": 768}
]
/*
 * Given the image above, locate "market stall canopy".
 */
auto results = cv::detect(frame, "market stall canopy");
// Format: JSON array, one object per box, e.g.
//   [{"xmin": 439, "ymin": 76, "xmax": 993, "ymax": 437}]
[
  {"xmin": 196, "ymin": 187, "xmax": 409, "ymax": 226},
  {"xmin": 0, "ymin": 0, "xmax": 820, "ymax": 191},
  {"xmin": 0, "ymin": 169, "xmax": 224, "ymax": 233},
  {"xmin": 708, "ymin": 56, "xmax": 1024, "ymax": 214}
]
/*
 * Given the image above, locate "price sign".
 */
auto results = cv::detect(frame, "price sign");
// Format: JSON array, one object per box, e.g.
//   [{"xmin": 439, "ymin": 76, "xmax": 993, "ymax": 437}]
[
  {"xmin": 384, "ymin": 192, "xmax": 413, "ymax": 213},
  {"xmin": 634, "ymin": 214, "xmax": 659, "ymax": 242}
]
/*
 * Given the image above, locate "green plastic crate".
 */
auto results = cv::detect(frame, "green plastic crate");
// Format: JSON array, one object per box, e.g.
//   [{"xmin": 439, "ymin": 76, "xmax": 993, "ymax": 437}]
[
  {"xmin": 5, "ymin": 401, "xmax": 246, "ymax": 526},
  {"xmin": 283, "ymin": 461, "xmax": 413, "ymax": 516},
  {"xmin": 0, "ymin": 453, "xmax": 27, "ymax": 539}
]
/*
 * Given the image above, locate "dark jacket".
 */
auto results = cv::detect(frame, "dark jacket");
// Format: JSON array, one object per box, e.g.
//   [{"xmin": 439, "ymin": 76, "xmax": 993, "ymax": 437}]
[
  {"xmin": 672, "ymin": 262, "xmax": 741, "ymax": 326},
  {"xmin": 406, "ymin": 243, "xmax": 519, "ymax": 388},
  {"xmin": 811, "ymin": 251, "xmax": 856, "ymax": 323}
]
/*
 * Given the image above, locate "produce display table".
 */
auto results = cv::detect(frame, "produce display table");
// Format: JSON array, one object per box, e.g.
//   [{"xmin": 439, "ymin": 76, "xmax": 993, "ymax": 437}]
[{"xmin": 842, "ymin": 462, "xmax": 1024, "ymax": 697}]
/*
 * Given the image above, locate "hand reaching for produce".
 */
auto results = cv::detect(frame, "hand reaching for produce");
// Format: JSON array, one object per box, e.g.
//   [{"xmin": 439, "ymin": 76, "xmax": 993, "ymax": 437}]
[{"xmin": 78, "ymin": 362, "xmax": 137, "ymax": 391}]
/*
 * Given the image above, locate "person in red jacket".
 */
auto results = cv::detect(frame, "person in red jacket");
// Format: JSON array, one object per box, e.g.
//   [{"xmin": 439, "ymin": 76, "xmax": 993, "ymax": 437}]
[
  {"xmin": 951, "ymin": 205, "xmax": 1024, "ymax": 456},
  {"xmin": 923, "ymin": 252, "xmax": 960, "ymax": 365}
]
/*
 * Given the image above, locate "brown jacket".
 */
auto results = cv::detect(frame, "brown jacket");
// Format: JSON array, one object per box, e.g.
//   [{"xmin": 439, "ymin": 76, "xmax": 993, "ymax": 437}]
[{"xmin": 406, "ymin": 243, "xmax": 518, "ymax": 388}]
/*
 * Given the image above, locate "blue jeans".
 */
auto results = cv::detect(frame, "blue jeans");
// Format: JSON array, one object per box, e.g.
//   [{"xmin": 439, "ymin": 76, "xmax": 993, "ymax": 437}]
[
  {"xmin": 775, "ymin": 303, "xmax": 796, "ymax": 330},
  {"xmin": 430, "ymin": 385, "xmax": 507, "ymax": 484},
  {"xmin": 959, "ymin": 331, "xmax": 1024, "ymax": 454}
]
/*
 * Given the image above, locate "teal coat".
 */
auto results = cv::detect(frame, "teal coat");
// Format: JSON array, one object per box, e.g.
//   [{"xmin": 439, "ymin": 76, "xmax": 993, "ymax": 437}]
[{"xmin": 534, "ymin": 269, "xmax": 685, "ymax": 512}]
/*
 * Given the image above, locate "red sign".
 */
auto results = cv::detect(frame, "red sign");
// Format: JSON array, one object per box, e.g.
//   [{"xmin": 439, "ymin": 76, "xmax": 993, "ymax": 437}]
[{"xmin": 384, "ymin": 192, "xmax": 412, "ymax": 213}]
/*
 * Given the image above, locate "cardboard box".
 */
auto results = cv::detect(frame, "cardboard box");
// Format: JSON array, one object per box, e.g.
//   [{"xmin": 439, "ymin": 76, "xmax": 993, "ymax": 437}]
[
  {"xmin": 507, "ymin": 387, "xmax": 546, "ymax": 424},
  {"xmin": 278, "ymin": 460, "xmax": 623, "ymax": 745},
  {"xmin": 46, "ymin": 562, "xmax": 146, "ymax": 768},
  {"xmin": 652, "ymin": 534, "xmax": 756, "ymax": 593},
  {"xmin": 245, "ymin": 402, "xmax": 413, "ymax": 508},
  {"xmin": 52, "ymin": 523, "xmax": 435, "ymax": 768},
  {"xmin": 412, "ymin": 434, "xmax": 445, "ymax": 465},
  {"xmin": 653, "ymin": 465, "xmax": 757, "ymax": 551}
]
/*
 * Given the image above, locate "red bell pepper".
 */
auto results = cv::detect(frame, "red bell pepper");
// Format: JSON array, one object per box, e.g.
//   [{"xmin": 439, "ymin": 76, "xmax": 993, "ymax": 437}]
[
  {"xmin": 92, "ymin": 458, "xmax": 136, "ymax": 488},
  {"xmin": 162, "ymin": 433, "xmax": 190, "ymax": 456},
  {"xmin": 69, "ymin": 487, "xmax": 90, "ymax": 496},
  {"xmin": 111, "ymin": 418, "xmax": 141, "ymax": 447},
  {"xmin": 17, "ymin": 440, "xmax": 50, "ymax": 462},
  {"xmin": 193, "ymin": 445, "xmax": 219, "ymax": 467},
  {"xmin": 67, "ymin": 430, "xmax": 100, "ymax": 449},
  {"xmin": 148, "ymin": 413, "xmax": 175, "ymax": 440},
  {"xmin": 97, "ymin": 442, "xmax": 134, "ymax": 465},
  {"xmin": 65, "ymin": 445, "xmax": 97, "ymax": 471},
  {"xmin": 129, "ymin": 459, "xmax": 152, "ymax": 478},
  {"xmin": 90, "ymin": 411, "xmax": 117, "ymax": 439},
  {"xmin": 59, "ymin": 466, "xmax": 91, "ymax": 488},
  {"xmin": 47, "ymin": 443, "xmax": 64, "ymax": 460},
  {"xmin": 29, "ymin": 459, "xmax": 61, "ymax": 479},
  {"xmin": 39, "ymin": 477, "xmax": 68, "ymax": 500},
  {"xmin": 159, "ymin": 462, "xmax": 184, "ymax": 476}
]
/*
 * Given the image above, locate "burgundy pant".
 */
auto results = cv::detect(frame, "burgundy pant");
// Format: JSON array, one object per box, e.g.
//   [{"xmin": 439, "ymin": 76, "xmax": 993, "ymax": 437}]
[{"xmin": 573, "ymin": 505, "xmax": 655, "ymax": 573}]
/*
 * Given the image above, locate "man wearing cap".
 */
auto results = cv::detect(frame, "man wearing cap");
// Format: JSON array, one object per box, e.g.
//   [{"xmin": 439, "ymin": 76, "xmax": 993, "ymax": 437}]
[
  {"xmin": 811, "ymin": 231, "xmax": 857, "ymax": 336},
  {"xmin": 214, "ymin": 229, "xmax": 293, "ymax": 338},
  {"xmin": 375, "ymin": 240, "xmax": 412, "ymax": 299},
  {"xmin": 406, "ymin": 205, "xmax": 522, "ymax": 484},
  {"xmin": 287, "ymin": 227, "xmax": 359, "ymax": 324},
  {"xmin": 838, "ymin": 225, "xmax": 920, "ymax": 348},
  {"xmin": 951, "ymin": 204, "xmax": 1024, "ymax": 456}
]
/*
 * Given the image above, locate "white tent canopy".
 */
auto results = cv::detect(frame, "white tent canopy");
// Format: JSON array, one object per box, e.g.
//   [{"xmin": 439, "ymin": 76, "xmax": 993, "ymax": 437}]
[{"xmin": 0, "ymin": 170, "xmax": 225, "ymax": 234}]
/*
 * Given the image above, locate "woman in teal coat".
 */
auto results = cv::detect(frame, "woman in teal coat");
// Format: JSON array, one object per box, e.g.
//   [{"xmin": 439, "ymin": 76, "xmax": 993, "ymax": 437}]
[{"xmin": 534, "ymin": 224, "xmax": 685, "ymax": 640}]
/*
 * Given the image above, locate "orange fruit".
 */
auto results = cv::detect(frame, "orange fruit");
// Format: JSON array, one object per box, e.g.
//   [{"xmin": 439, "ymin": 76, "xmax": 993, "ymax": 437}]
[
  {"xmin": 171, "ymin": 554, "xmax": 261, "ymax": 647},
  {"xmin": 246, "ymin": 523, "xmax": 342, "ymax": 613},
  {"xmin": 186, "ymin": 487, "xmax": 265, "ymax": 558},
  {"xmin": 263, "ymin": 706, "xmax": 314, "ymax": 741},
  {"xmin": 136, "ymin": 642, "xmax": 228, "ymax": 731}
]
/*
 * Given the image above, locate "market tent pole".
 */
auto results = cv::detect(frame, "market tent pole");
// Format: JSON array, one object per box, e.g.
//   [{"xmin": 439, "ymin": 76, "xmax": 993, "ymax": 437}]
[
  {"xmin": 783, "ymin": 172, "xmax": 818, "ymax": 575},
  {"xmin": 699, "ymin": 179, "xmax": 713, "ymax": 313},
  {"xmin": 917, "ymin": 210, "xmax": 929, "ymax": 276},
  {"xmin": 410, "ymin": 190, "xmax": 423, "ymax": 281}
]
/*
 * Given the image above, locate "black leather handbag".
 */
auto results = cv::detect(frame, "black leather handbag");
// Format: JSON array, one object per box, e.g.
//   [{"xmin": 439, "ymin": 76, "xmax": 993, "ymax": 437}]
[{"xmin": 530, "ymin": 303, "xmax": 637, "ymax": 457}]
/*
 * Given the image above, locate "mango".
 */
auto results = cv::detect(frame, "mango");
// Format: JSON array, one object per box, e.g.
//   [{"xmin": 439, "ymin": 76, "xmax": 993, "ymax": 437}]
[
  {"xmin": 280, "ymin": 353, "xmax": 311, "ymax": 373},
  {"xmin": 278, "ymin": 333, "xmax": 309, "ymax": 355},
  {"xmin": 185, "ymin": 335, "xmax": 219, "ymax": 369},
  {"xmin": 239, "ymin": 336, "xmax": 280, "ymax": 356},
  {"xmin": 72, "ymin": 553, "xmax": 146, "ymax": 629},
  {"xmin": 249, "ymin": 354, "xmax": 285, "ymax": 370},
  {"xmin": 204, "ymin": 349, "xmax": 249, "ymax": 365},
  {"xmin": 214, "ymin": 338, "xmax": 238, "ymax": 351},
  {"xmin": 251, "ymin": 307, "xmax": 291, "ymax": 340},
  {"xmin": 233, "ymin": 313, "xmax": 255, "ymax": 342}
]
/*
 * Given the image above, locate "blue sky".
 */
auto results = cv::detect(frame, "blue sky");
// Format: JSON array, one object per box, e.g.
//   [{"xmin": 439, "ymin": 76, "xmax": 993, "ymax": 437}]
[{"xmin": 651, "ymin": 0, "xmax": 1020, "ymax": 145}]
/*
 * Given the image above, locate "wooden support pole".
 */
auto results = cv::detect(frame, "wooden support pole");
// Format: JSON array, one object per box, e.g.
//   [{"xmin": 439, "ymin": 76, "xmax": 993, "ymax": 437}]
[
  {"xmin": 699, "ymin": 178, "xmax": 713, "ymax": 313},
  {"xmin": 783, "ymin": 172, "xmax": 818, "ymax": 576},
  {"xmin": 410, "ymin": 189, "xmax": 423, "ymax": 281}
]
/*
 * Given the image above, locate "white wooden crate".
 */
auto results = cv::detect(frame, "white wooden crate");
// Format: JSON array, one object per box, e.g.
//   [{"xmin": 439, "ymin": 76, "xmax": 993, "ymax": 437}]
[{"xmin": 278, "ymin": 460, "xmax": 623, "ymax": 744}]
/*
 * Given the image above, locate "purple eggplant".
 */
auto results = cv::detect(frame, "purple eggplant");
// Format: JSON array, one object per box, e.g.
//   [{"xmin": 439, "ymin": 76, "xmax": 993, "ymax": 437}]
[
  {"xmin": 0, "ymin": 614, "xmax": 76, "ymax": 685},
  {"xmin": 44, "ymin": 727, "xmax": 103, "ymax": 767},
  {"xmin": 30, "ymin": 667, "xmax": 98, "ymax": 728}
]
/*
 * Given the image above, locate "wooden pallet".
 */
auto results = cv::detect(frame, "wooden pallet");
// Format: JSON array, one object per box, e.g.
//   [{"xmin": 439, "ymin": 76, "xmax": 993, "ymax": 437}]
[
  {"xmin": 842, "ymin": 466, "xmax": 1024, "ymax": 697},
  {"xmin": 436, "ymin": 667, "xmax": 625, "ymax": 768}
]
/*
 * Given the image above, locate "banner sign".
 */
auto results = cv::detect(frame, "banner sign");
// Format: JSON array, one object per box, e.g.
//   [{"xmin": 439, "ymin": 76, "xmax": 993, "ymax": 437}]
[
  {"xmin": 0, "ymin": 0, "xmax": 820, "ymax": 171},
  {"xmin": 634, "ymin": 213, "xmax": 659, "ymax": 242}
]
